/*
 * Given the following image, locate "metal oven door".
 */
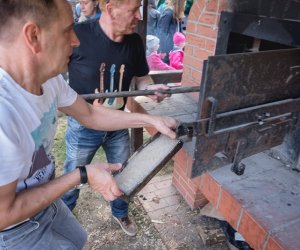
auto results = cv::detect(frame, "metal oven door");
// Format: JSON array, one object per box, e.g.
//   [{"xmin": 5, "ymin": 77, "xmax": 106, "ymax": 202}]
[{"xmin": 191, "ymin": 48, "xmax": 300, "ymax": 177}]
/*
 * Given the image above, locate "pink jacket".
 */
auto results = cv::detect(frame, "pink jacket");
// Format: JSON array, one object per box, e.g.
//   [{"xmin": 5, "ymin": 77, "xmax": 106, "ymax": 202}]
[
  {"xmin": 147, "ymin": 52, "xmax": 175, "ymax": 70},
  {"xmin": 169, "ymin": 49, "xmax": 184, "ymax": 70}
]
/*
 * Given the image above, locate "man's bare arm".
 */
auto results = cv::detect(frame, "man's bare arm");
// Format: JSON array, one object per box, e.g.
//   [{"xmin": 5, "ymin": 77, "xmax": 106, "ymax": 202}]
[
  {"xmin": 59, "ymin": 95, "xmax": 177, "ymax": 139},
  {"xmin": 0, "ymin": 163, "xmax": 122, "ymax": 230}
]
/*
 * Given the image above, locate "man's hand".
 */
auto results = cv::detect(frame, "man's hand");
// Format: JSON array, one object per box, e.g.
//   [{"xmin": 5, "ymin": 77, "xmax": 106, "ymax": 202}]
[
  {"xmin": 146, "ymin": 84, "xmax": 171, "ymax": 103},
  {"xmin": 150, "ymin": 115, "xmax": 177, "ymax": 139},
  {"xmin": 86, "ymin": 163, "xmax": 123, "ymax": 201}
]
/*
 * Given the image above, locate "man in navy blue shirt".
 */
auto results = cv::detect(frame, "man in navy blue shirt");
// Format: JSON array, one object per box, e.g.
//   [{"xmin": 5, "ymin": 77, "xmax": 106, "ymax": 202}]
[{"xmin": 63, "ymin": 0, "xmax": 169, "ymax": 237}]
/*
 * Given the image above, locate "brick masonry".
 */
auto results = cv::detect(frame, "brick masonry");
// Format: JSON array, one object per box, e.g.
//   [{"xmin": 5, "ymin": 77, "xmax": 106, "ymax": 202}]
[
  {"xmin": 182, "ymin": 0, "xmax": 229, "ymax": 88},
  {"xmin": 170, "ymin": 0, "xmax": 231, "ymax": 210},
  {"xmin": 170, "ymin": 0, "xmax": 230, "ymax": 209},
  {"xmin": 200, "ymin": 153, "xmax": 300, "ymax": 250}
]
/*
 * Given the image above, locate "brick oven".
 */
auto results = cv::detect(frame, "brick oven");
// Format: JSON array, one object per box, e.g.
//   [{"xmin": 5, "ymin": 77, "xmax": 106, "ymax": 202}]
[{"xmin": 127, "ymin": 0, "xmax": 300, "ymax": 249}]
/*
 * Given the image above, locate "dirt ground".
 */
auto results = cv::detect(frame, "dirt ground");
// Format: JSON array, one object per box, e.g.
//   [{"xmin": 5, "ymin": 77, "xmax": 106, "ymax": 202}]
[
  {"xmin": 73, "ymin": 188, "xmax": 167, "ymax": 249},
  {"xmin": 73, "ymin": 161, "xmax": 175, "ymax": 250}
]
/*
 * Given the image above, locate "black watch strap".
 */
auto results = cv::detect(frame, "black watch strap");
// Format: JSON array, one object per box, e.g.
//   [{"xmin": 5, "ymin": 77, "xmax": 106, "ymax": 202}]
[{"xmin": 76, "ymin": 166, "xmax": 88, "ymax": 184}]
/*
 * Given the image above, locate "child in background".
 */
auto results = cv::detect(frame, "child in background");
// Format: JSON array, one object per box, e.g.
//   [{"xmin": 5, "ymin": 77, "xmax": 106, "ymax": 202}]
[
  {"xmin": 146, "ymin": 35, "xmax": 175, "ymax": 70},
  {"xmin": 169, "ymin": 32, "xmax": 186, "ymax": 69}
]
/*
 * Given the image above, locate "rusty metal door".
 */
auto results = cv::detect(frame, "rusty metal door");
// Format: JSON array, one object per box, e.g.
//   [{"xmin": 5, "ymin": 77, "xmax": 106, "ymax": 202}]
[{"xmin": 191, "ymin": 48, "xmax": 300, "ymax": 177}]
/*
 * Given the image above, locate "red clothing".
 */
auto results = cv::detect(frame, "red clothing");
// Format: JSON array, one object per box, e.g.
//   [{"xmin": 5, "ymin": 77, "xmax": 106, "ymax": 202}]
[
  {"xmin": 169, "ymin": 49, "xmax": 184, "ymax": 70},
  {"xmin": 147, "ymin": 52, "xmax": 175, "ymax": 70}
]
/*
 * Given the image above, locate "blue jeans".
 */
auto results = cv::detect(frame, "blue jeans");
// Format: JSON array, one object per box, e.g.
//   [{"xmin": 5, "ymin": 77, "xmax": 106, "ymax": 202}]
[
  {"xmin": 0, "ymin": 199, "xmax": 87, "ymax": 249},
  {"xmin": 62, "ymin": 117, "xmax": 130, "ymax": 218}
]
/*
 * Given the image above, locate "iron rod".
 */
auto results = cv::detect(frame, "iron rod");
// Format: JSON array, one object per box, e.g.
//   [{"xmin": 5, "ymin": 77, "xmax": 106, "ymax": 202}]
[{"xmin": 81, "ymin": 86, "xmax": 200, "ymax": 100}]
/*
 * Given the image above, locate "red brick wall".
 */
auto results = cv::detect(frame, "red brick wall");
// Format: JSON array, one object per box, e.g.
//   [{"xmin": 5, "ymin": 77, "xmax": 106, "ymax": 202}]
[
  {"xmin": 182, "ymin": 0, "xmax": 229, "ymax": 89},
  {"xmin": 172, "ymin": 0, "xmax": 230, "ymax": 208}
]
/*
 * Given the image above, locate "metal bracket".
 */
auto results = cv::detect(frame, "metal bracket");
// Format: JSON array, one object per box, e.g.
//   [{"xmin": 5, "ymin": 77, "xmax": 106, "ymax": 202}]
[
  {"xmin": 230, "ymin": 139, "xmax": 247, "ymax": 175},
  {"xmin": 286, "ymin": 65, "xmax": 300, "ymax": 84},
  {"xmin": 176, "ymin": 120, "xmax": 207, "ymax": 142},
  {"xmin": 207, "ymin": 97, "xmax": 218, "ymax": 136},
  {"xmin": 175, "ymin": 96, "xmax": 218, "ymax": 141}
]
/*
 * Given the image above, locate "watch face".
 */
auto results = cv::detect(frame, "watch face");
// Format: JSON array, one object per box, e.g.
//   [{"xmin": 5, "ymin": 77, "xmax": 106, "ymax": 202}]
[
  {"xmin": 76, "ymin": 183, "xmax": 89, "ymax": 189},
  {"xmin": 77, "ymin": 165, "xmax": 88, "ymax": 184}
]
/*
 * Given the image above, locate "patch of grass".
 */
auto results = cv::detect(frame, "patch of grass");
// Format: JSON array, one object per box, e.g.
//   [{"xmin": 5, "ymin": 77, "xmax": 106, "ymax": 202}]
[{"xmin": 52, "ymin": 116, "xmax": 67, "ymax": 167}]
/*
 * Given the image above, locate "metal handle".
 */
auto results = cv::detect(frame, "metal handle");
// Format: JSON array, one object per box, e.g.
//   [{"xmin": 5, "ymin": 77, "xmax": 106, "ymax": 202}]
[{"xmin": 81, "ymin": 86, "xmax": 200, "ymax": 100}]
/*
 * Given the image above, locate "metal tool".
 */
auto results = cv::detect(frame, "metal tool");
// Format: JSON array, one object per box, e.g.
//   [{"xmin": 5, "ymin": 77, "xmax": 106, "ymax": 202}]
[
  {"xmin": 176, "ymin": 97, "xmax": 300, "ymax": 141},
  {"xmin": 114, "ymin": 133, "xmax": 183, "ymax": 201},
  {"xmin": 81, "ymin": 86, "xmax": 200, "ymax": 100}
]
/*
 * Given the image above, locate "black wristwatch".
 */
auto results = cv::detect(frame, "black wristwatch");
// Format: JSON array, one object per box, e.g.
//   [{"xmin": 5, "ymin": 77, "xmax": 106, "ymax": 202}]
[{"xmin": 76, "ymin": 165, "xmax": 88, "ymax": 189}]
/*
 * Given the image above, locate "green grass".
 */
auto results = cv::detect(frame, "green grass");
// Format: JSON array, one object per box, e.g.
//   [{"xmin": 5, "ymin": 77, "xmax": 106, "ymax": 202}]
[
  {"xmin": 51, "ymin": 116, "xmax": 106, "ymax": 176},
  {"xmin": 52, "ymin": 116, "xmax": 68, "ymax": 167}
]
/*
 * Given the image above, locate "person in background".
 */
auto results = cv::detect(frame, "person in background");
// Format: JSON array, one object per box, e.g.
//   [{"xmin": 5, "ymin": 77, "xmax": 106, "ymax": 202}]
[
  {"xmin": 156, "ymin": 0, "xmax": 186, "ymax": 63},
  {"xmin": 75, "ymin": 3, "xmax": 81, "ymax": 20},
  {"xmin": 62, "ymin": 0, "xmax": 170, "ymax": 237},
  {"xmin": 76, "ymin": 0, "xmax": 101, "ymax": 23},
  {"xmin": 157, "ymin": 0, "xmax": 168, "ymax": 13},
  {"xmin": 146, "ymin": 35, "xmax": 175, "ymax": 70},
  {"xmin": 184, "ymin": 0, "xmax": 194, "ymax": 16},
  {"xmin": 169, "ymin": 31, "xmax": 185, "ymax": 69},
  {"xmin": 147, "ymin": 0, "xmax": 160, "ymax": 36},
  {"xmin": 181, "ymin": 0, "xmax": 193, "ymax": 32},
  {"xmin": 0, "ymin": 0, "xmax": 177, "ymax": 248},
  {"xmin": 157, "ymin": 0, "xmax": 165, "ymax": 8}
]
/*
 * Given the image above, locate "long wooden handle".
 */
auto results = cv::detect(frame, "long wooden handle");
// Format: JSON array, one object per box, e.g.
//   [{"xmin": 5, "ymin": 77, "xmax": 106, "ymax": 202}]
[{"xmin": 82, "ymin": 86, "xmax": 200, "ymax": 100}]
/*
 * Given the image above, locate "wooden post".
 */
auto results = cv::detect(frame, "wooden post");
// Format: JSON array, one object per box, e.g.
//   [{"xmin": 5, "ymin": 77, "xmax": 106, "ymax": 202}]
[
  {"xmin": 136, "ymin": 0, "xmax": 148, "ymax": 48},
  {"xmin": 132, "ymin": 1, "xmax": 148, "ymax": 154}
]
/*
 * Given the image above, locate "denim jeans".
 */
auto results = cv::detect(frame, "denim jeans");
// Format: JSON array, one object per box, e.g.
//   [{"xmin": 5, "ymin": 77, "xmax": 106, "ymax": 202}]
[
  {"xmin": 0, "ymin": 199, "xmax": 87, "ymax": 250},
  {"xmin": 62, "ymin": 117, "xmax": 130, "ymax": 218}
]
